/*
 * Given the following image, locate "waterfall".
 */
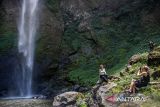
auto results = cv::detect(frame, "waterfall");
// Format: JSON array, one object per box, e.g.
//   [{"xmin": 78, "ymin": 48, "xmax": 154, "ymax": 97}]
[{"xmin": 18, "ymin": 0, "xmax": 39, "ymax": 97}]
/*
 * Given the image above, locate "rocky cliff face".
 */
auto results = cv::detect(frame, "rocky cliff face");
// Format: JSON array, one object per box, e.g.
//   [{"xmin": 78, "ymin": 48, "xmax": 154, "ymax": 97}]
[{"xmin": 57, "ymin": 0, "xmax": 160, "ymax": 86}]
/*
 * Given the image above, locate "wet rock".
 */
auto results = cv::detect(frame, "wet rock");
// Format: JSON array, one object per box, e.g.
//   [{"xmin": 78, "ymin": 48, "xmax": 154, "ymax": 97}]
[
  {"xmin": 0, "ymin": 89, "xmax": 7, "ymax": 97},
  {"xmin": 0, "ymin": 52, "xmax": 20, "ymax": 97},
  {"xmin": 72, "ymin": 85, "xmax": 80, "ymax": 91},
  {"xmin": 72, "ymin": 85, "xmax": 89, "ymax": 92},
  {"xmin": 33, "ymin": 95, "xmax": 47, "ymax": 99},
  {"xmin": 52, "ymin": 91, "xmax": 80, "ymax": 107}
]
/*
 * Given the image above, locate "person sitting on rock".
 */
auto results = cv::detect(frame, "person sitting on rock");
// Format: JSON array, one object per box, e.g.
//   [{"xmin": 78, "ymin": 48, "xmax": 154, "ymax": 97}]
[
  {"xmin": 128, "ymin": 66, "xmax": 150, "ymax": 94},
  {"xmin": 97, "ymin": 64, "xmax": 108, "ymax": 84}
]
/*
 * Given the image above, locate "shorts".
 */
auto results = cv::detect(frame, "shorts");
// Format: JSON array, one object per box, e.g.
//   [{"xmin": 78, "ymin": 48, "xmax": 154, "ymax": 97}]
[{"xmin": 135, "ymin": 80, "xmax": 148, "ymax": 88}]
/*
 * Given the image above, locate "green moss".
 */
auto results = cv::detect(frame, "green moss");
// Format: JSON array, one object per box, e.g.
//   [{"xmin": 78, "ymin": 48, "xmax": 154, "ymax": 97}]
[
  {"xmin": 76, "ymin": 93, "xmax": 88, "ymax": 107},
  {"xmin": 111, "ymin": 86, "xmax": 124, "ymax": 94},
  {"xmin": 110, "ymin": 51, "xmax": 160, "ymax": 99},
  {"xmin": 36, "ymin": 33, "xmax": 60, "ymax": 63},
  {"xmin": 129, "ymin": 62, "xmax": 144, "ymax": 74},
  {"xmin": 0, "ymin": 14, "xmax": 16, "ymax": 56},
  {"xmin": 60, "ymin": 0, "xmax": 160, "ymax": 86},
  {"xmin": 46, "ymin": 0, "xmax": 60, "ymax": 13},
  {"xmin": 149, "ymin": 51, "xmax": 160, "ymax": 58},
  {"xmin": 68, "ymin": 65, "xmax": 98, "ymax": 86},
  {"xmin": 139, "ymin": 52, "xmax": 148, "ymax": 63},
  {"xmin": 0, "ymin": 32, "xmax": 16, "ymax": 56}
]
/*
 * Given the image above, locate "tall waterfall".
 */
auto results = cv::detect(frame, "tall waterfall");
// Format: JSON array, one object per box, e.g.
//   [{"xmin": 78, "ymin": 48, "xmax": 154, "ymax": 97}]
[{"xmin": 18, "ymin": 0, "xmax": 39, "ymax": 97}]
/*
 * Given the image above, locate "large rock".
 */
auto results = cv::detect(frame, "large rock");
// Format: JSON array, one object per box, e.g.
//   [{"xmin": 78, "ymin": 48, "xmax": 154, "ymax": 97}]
[
  {"xmin": 52, "ymin": 91, "xmax": 80, "ymax": 107},
  {"xmin": 148, "ymin": 46, "xmax": 160, "ymax": 66},
  {"xmin": 93, "ymin": 83, "xmax": 148, "ymax": 107},
  {"xmin": 93, "ymin": 82, "xmax": 117, "ymax": 107},
  {"xmin": 129, "ymin": 54, "xmax": 141, "ymax": 65}
]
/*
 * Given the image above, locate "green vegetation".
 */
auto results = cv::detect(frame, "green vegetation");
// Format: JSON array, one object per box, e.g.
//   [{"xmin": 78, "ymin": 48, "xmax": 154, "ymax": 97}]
[
  {"xmin": 60, "ymin": 0, "xmax": 160, "ymax": 86},
  {"xmin": 36, "ymin": 33, "xmax": 58, "ymax": 63},
  {"xmin": 34, "ymin": 0, "xmax": 160, "ymax": 87},
  {"xmin": 76, "ymin": 48, "xmax": 160, "ymax": 107},
  {"xmin": 66, "ymin": 16, "xmax": 160, "ymax": 86},
  {"xmin": 0, "ymin": 32, "xmax": 16, "ymax": 55},
  {"xmin": 0, "ymin": 7, "xmax": 16, "ymax": 56},
  {"xmin": 109, "ymin": 50, "xmax": 160, "ymax": 99},
  {"xmin": 76, "ymin": 94, "xmax": 87, "ymax": 107},
  {"xmin": 0, "ymin": 16, "xmax": 16, "ymax": 56},
  {"xmin": 46, "ymin": 0, "xmax": 60, "ymax": 13},
  {"xmin": 68, "ymin": 63, "xmax": 99, "ymax": 86}
]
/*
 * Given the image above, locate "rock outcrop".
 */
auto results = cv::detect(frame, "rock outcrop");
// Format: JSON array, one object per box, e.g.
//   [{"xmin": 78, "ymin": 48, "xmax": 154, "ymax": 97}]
[
  {"xmin": 92, "ymin": 82, "xmax": 117, "ymax": 107},
  {"xmin": 129, "ymin": 54, "xmax": 142, "ymax": 65},
  {"xmin": 52, "ymin": 91, "xmax": 80, "ymax": 107},
  {"xmin": 52, "ymin": 83, "xmax": 118, "ymax": 107},
  {"xmin": 148, "ymin": 46, "xmax": 160, "ymax": 66}
]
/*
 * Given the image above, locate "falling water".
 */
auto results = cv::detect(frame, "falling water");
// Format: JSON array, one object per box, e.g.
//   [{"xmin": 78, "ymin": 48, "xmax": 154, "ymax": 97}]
[{"xmin": 18, "ymin": 0, "xmax": 39, "ymax": 97}]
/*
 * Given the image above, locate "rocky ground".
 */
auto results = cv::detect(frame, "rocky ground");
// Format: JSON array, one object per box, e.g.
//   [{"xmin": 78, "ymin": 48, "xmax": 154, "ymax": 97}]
[{"xmin": 0, "ymin": 99, "xmax": 52, "ymax": 107}]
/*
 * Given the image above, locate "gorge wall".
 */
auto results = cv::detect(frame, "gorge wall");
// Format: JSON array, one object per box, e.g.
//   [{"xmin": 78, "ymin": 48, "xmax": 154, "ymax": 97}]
[{"xmin": 0, "ymin": 0, "xmax": 160, "ymax": 97}]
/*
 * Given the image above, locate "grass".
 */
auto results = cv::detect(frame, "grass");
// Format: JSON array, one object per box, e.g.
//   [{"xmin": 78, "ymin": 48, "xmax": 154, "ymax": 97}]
[
  {"xmin": 141, "ymin": 99, "xmax": 160, "ymax": 107},
  {"xmin": 76, "ymin": 93, "xmax": 88, "ymax": 107},
  {"xmin": 68, "ymin": 64, "xmax": 99, "ymax": 86},
  {"xmin": 107, "ymin": 49, "xmax": 160, "ymax": 99}
]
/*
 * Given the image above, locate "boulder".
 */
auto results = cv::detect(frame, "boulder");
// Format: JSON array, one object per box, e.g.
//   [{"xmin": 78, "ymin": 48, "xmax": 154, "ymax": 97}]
[
  {"xmin": 52, "ymin": 91, "xmax": 80, "ymax": 107},
  {"xmin": 72, "ymin": 85, "xmax": 89, "ymax": 92},
  {"xmin": 148, "ymin": 46, "xmax": 160, "ymax": 66},
  {"xmin": 94, "ymin": 82, "xmax": 117, "ymax": 107},
  {"xmin": 151, "ymin": 70, "xmax": 160, "ymax": 80},
  {"xmin": 129, "ymin": 54, "xmax": 141, "ymax": 65}
]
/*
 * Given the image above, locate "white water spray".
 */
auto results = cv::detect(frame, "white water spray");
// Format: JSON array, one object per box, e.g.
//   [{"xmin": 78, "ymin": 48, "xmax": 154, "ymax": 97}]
[{"xmin": 18, "ymin": 0, "xmax": 39, "ymax": 97}]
